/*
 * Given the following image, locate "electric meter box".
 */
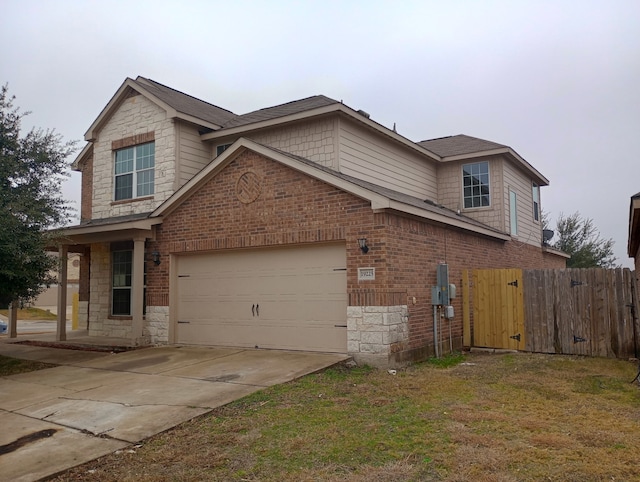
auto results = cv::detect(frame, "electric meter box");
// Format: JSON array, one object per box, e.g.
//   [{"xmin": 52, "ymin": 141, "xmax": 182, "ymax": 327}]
[
  {"xmin": 449, "ymin": 284, "xmax": 457, "ymax": 300},
  {"xmin": 444, "ymin": 305, "xmax": 455, "ymax": 319}
]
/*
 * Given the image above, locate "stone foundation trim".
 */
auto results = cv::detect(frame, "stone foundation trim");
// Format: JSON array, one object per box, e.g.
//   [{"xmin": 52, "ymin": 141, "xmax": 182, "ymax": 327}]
[
  {"xmin": 347, "ymin": 305, "xmax": 409, "ymax": 366},
  {"xmin": 144, "ymin": 305, "xmax": 169, "ymax": 344}
]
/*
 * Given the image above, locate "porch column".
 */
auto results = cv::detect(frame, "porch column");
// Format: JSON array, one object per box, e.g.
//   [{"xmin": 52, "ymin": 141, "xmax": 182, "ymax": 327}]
[
  {"xmin": 56, "ymin": 245, "xmax": 68, "ymax": 341},
  {"xmin": 131, "ymin": 237, "xmax": 145, "ymax": 344},
  {"xmin": 8, "ymin": 301, "xmax": 18, "ymax": 338}
]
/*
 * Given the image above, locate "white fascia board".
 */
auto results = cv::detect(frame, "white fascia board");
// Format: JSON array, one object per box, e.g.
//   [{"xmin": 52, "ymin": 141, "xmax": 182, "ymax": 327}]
[
  {"xmin": 84, "ymin": 78, "xmax": 138, "ymax": 141},
  {"xmin": 58, "ymin": 217, "xmax": 162, "ymax": 238},
  {"xmin": 442, "ymin": 148, "xmax": 550, "ymax": 186},
  {"xmin": 201, "ymin": 104, "xmax": 441, "ymax": 162},
  {"xmin": 71, "ymin": 142, "xmax": 92, "ymax": 171},
  {"xmin": 383, "ymin": 200, "xmax": 511, "ymax": 241},
  {"xmin": 84, "ymin": 79, "xmax": 223, "ymax": 142}
]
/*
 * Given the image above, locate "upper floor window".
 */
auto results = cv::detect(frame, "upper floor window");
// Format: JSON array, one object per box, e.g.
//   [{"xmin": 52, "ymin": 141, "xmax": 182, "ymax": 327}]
[
  {"xmin": 462, "ymin": 161, "xmax": 490, "ymax": 208},
  {"xmin": 216, "ymin": 143, "xmax": 232, "ymax": 157},
  {"xmin": 532, "ymin": 182, "xmax": 540, "ymax": 222},
  {"xmin": 509, "ymin": 190, "xmax": 518, "ymax": 236},
  {"xmin": 114, "ymin": 142, "xmax": 155, "ymax": 201}
]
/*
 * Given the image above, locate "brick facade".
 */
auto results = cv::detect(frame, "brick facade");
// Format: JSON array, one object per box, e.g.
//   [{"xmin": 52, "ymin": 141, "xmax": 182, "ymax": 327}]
[{"xmin": 140, "ymin": 149, "xmax": 564, "ymax": 365}]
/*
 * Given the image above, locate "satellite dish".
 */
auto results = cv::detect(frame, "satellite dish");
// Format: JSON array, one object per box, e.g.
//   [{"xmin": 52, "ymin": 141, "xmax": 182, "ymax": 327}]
[{"xmin": 542, "ymin": 229, "xmax": 554, "ymax": 246}]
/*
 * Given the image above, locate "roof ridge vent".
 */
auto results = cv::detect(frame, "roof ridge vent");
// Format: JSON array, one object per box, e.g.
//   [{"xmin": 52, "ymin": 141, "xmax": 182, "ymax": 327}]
[{"xmin": 357, "ymin": 109, "xmax": 370, "ymax": 119}]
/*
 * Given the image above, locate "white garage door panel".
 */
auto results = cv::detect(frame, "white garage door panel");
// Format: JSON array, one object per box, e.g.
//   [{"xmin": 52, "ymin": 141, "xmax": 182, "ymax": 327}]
[{"xmin": 176, "ymin": 244, "xmax": 347, "ymax": 352}]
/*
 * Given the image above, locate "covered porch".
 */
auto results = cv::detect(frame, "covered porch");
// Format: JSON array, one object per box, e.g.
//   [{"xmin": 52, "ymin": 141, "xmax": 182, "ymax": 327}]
[{"xmin": 7, "ymin": 213, "xmax": 163, "ymax": 346}]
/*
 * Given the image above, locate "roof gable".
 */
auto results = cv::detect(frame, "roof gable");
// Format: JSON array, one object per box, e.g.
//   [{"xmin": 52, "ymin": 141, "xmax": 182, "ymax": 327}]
[
  {"xmin": 152, "ymin": 138, "xmax": 509, "ymax": 241},
  {"xmin": 135, "ymin": 77, "xmax": 237, "ymax": 127},
  {"xmin": 419, "ymin": 134, "xmax": 549, "ymax": 186},
  {"xmin": 418, "ymin": 134, "xmax": 507, "ymax": 157},
  {"xmin": 83, "ymin": 77, "xmax": 238, "ymax": 141}
]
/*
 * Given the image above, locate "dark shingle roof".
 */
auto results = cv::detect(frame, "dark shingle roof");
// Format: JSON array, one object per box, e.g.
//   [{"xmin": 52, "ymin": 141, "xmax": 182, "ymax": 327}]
[
  {"xmin": 418, "ymin": 134, "xmax": 508, "ymax": 158},
  {"xmin": 221, "ymin": 95, "xmax": 339, "ymax": 129},
  {"xmin": 135, "ymin": 77, "xmax": 237, "ymax": 127}
]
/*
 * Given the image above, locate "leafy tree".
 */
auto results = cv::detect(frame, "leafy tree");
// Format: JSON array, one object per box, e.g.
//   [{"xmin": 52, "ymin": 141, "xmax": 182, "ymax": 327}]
[
  {"xmin": 0, "ymin": 84, "xmax": 75, "ymax": 307},
  {"xmin": 549, "ymin": 211, "xmax": 617, "ymax": 268}
]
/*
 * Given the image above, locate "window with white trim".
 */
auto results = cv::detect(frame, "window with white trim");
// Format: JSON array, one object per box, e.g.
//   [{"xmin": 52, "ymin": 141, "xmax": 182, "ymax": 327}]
[
  {"xmin": 462, "ymin": 161, "xmax": 490, "ymax": 208},
  {"xmin": 532, "ymin": 182, "xmax": 540, "ymax": 222},
  {"xmin": 112, "ymin": 249, "xmax": 132, "ymax": 315},
  {"xmin": 216, "ymin": 143, "xmax": 232, "ymax": 157},
  {"xmin": 111, "ymin": 244, "xmax": 147, "ymax": 316},
  {"xmin": 509, "ymin": 190, "xmax": 518, "ymax": 236},
  {"xmin": 114, "ymin": 142, "xmax": 155, "ymax": 201}
]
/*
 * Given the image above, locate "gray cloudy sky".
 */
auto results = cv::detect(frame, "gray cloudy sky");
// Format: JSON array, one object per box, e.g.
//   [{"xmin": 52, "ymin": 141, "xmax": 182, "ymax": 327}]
[{"xmin": 2, "ymin": 0, "xmax": 639, "ymax": 266}]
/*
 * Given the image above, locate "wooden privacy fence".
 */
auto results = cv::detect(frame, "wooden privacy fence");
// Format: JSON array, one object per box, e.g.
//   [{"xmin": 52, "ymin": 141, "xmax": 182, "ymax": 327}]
[{"xmin": 463, "ymin": 268, "xmax": 640, "ymax": 359}]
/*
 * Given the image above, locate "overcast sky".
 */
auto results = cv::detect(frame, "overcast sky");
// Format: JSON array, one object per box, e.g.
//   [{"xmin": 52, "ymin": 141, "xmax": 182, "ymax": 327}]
[{"xmin": 2, "ymin": 0, "xmax": 639, "ymax": 266}]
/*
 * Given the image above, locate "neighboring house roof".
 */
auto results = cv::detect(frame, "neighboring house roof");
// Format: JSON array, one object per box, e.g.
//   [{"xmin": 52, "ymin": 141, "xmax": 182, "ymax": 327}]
[
  {"xmin": 418, "ymin": 134, "xmax": 550, "ymax": 186},
  {"xmin": 221, "ymin": 95, "xmax": 339, "ymax": 129},
  {"xmin": 627, "ymin": 192, "xmax": 640, "ymax": 257},
  {"xmin": 152, "ymin": 138, "xmax": 510, "ymax": 242}
]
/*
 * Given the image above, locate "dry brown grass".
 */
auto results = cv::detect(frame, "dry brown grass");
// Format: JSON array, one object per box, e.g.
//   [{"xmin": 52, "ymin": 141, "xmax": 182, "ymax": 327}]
[{"xmin": 50, "ymin": 352, "xmax": 640, "ymax": 482}]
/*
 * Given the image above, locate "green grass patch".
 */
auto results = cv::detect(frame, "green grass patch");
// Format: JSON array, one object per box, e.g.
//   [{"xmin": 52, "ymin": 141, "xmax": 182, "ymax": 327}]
[
  {"xmin": 0, "ymin": 355, "xmax": 56, "ymax": 376},
  {"xmin": 0, "ymin": 307, "xmax": 57, "ymax": 320},
  {"xmin": 51, "ymin": 353, "xmax": 640, "ymax": 482},
  {"xmin": 423, "ymin": 351, "xmax": 466, "ymax": 368}
]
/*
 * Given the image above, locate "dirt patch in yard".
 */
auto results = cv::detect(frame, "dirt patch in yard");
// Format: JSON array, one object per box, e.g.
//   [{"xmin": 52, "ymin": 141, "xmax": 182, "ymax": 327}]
[{"xmin": 50, "ymin": 352, "xmax": 640, "ymax": 481}]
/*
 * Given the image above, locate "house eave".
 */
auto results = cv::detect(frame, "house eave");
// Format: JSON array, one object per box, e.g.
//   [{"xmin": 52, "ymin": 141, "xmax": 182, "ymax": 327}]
[
  {"xmin": 84, "ymin": 78, "xmax": 223, "ymax": 142},
  {"xmin": 627, "ymin": 196, "xmax": 640, "ymax": 257},
  {"xmin": 53, "ymin": 216, "xmax": 162, "ymax": 246},
  {"xmin": 379, "ymin": 201, "xmax": 511, "ymax": 241},
  {"xmin": 71, "ymin": 142, "xmax": 93, "ymax": 171},
  {"xmin": 442, "ymin": 148, "xmax": 550, "ymax": 186}
]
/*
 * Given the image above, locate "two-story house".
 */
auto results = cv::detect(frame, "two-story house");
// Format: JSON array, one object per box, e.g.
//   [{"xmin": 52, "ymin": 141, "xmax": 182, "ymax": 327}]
[{"xmin": 51, "ymin": 76, "xmax": 566, "ymax": 366}]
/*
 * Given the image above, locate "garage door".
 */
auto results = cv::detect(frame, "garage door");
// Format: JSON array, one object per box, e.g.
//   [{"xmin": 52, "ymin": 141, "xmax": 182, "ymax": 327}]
[{"xmin": 176, "ymin": 243, "xmax": 347, "ymax": 353}]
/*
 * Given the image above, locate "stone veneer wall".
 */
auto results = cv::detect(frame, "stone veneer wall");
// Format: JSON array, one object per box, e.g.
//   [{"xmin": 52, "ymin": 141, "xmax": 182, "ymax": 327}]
[
  {"xmin": 90, "ymin": 93, "xmax": 176, "ymax": 219},
  {"xmin": 77, "ymin": 300, "xmax": 89, "ymax": 329},
  {"xmin": 347, "ymin": 305, "xmax": 409, "ymax": 367},
  {"xmin": 144, "ymin": 306, "xmax": 169, "ymax": 344}
]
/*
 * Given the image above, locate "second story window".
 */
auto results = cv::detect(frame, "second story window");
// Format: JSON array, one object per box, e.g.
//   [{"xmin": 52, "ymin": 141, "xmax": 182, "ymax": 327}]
[
  {"xmin": 216, "ymin": 143, "xmax": 232, "ymax": 157},
  {"xmin": 462, "ymin": 161, "xmax": 490, "ymax": 208},
  {"xmin": 532, "ymin": 182, "xmax": 540, "ymax": 222},
  {"xmin": 114, "ymin": 142, "xmax": 155, "ymax": 201}
]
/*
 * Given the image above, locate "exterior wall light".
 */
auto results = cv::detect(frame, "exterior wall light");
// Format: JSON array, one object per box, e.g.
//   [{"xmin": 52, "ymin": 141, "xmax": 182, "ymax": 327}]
[
  {"xmin": 357, "ymin": 238, "xmax": 369, "ymax": 254},
  {"xmin": 152, "ymin": 251, "xmax": 161, "ymax": 265}
]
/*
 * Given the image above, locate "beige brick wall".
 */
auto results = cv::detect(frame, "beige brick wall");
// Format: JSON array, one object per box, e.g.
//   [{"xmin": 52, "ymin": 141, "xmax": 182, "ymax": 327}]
[
  {"xmin": 88, "ymin": 243, "xmax": 112, "ymax": 337},
  {"xmin": 243, "ymin": 118, "xmax": 337, "ymax": 169},
  {"xmin": 91, "ymin": 94, "xmax": 176, "ymax": 219}
]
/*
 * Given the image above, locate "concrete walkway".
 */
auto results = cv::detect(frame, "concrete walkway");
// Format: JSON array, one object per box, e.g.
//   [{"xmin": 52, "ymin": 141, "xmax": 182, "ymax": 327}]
[{"xmin": 0, "ymin": 341, "xmax": 348, "ymax": 481}]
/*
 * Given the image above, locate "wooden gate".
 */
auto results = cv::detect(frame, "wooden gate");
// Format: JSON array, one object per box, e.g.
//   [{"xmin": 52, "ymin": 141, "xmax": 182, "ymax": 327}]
[
  {"xmin": 463, "ymin": 267, "xmax": 640, "ymax": 359},
  {"xmin": 470, "ymin": 268, "xmax": 525, "ymax": 350}
]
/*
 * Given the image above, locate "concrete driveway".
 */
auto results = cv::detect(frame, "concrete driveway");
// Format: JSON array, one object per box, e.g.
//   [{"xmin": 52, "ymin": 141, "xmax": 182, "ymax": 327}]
[{"xmin": 0, "ymin": 343, "xmax": 348, "ymax": 481}]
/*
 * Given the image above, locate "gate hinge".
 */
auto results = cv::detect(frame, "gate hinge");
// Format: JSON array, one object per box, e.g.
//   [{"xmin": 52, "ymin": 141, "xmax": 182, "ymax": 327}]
[
  {"xmin": 510, "ymin": 333, "xmax": 521, "ymax": 342},
  {"xmin": 573, "ymin": 335, "xmax": 587, "ymax": 343},
  {"xmin": 570, "ymin": 279, "xmax": 585, "ymax": 287},
  {"xmin": 507, "ymin": 280, "xmax": 518, "ymax": 288}
]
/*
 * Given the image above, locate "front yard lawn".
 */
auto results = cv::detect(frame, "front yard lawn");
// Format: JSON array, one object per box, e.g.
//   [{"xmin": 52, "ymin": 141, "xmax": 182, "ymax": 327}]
[{"xmin": 52, "ymin": 352, "xmax": 640, "ymax": 481}]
